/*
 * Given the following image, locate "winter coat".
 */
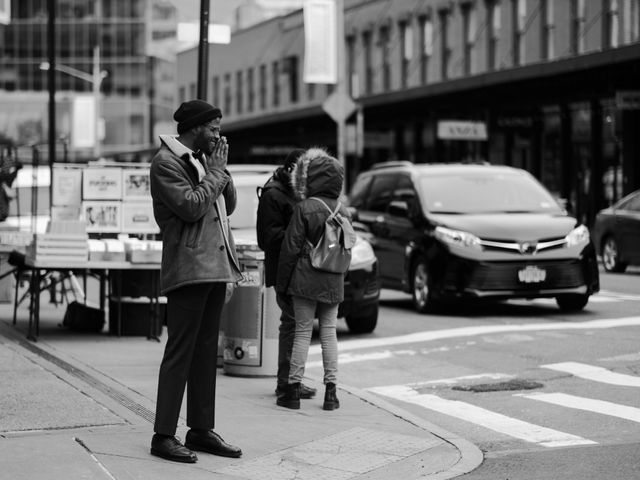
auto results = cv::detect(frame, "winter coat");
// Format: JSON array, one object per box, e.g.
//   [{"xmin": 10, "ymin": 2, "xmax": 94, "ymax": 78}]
[
  {"xmin": 150, "ymin": 136, "xmax": 243, "ymax": 295},
  {"xmin": 256, "ymin": 167, "xmax": 295, "ymax": 287},
  {"xmin": 276, "ymin": 149, "xmax": 351, "ymax": 304}
]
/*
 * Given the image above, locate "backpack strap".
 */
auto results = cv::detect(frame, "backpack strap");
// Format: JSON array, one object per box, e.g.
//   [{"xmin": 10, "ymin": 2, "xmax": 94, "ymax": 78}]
[{"xmin": 308, "ymin": 197, "xmax": 341, "ymax": 216}]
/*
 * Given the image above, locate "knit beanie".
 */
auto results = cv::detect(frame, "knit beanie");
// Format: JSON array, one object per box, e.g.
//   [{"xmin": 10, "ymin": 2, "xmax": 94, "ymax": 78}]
[{"xmin": 174, "ymin": 100, "xmax": 222, "ymax": 134}]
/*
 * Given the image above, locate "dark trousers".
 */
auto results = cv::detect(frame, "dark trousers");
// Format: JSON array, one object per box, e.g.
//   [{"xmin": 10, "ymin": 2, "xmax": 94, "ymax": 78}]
[
  {"xmin": 154, "ymin": 282, "xmax": 226, "ymax": 436},
  {"xmin": 276, "ymin": 292, "xmax": 295, "ymax": 389}
]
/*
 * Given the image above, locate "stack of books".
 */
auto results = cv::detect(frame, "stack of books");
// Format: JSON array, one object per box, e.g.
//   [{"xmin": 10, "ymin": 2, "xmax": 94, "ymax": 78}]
[{"xmin": 25, "ymin": 221, "xmax": 89, "ymax": 265}]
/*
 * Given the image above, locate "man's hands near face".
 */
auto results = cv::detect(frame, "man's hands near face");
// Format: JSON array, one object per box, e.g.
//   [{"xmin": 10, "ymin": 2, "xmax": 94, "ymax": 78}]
[{"xmin": 207, "ymin": 136, "xmax": 228, "ymax": 171}]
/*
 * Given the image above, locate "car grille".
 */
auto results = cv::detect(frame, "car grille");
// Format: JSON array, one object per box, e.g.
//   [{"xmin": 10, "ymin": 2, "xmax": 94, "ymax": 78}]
[{"xmin": 460, "ymin": 260, "xmax": 585, "ymax": 291}]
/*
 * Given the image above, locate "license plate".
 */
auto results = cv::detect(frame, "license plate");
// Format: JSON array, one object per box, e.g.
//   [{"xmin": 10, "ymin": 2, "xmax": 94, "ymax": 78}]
[{"xmin": 518, "ymin": 266, "xmax": 546, "ymax": 283}]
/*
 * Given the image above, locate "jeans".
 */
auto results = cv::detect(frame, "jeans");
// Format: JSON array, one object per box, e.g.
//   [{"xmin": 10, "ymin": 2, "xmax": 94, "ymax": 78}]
[
  {"xmin": 276, "ymin": 292, "xmax": 296, "ymax": 389},
  {"xmin": 289, "ymin": 296, "xmax": 339, "ymax": 385}
]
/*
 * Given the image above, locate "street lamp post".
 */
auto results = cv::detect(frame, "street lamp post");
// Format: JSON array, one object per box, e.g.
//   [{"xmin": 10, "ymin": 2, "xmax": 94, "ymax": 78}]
[{"xmin": 40, "ymin": 46, "xmax": 108, "ymax": 159}]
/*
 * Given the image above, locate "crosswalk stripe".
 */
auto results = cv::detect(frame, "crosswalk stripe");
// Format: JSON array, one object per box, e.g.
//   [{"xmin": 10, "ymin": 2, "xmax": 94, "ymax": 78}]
[
  {"xmin": 368, "ymin": 385, "xmax": 596, "ymax": 448},
  {"xmin": 541, "ymin": 362, "xmax": 640, "ymax": 387},
  {"xmin": 516, "ymin": 393, "xmax": 640, "ymax": 423}
]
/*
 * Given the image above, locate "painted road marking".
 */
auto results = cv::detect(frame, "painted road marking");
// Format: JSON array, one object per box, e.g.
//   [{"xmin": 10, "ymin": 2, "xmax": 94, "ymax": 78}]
[
  {"xmin": 542, "ymin": 362, "xmax": 640, "ymax": 387},
  {"xmin": 368, "ymin": 385, "xmax": 596, "ymax": 448},
  {"xmin": 310, "ymin": 316, "xmax": 640, "ymax": 355},
  {"xmin": 517, "ymin": 393, "xmax": 640, "ymax": 424}
]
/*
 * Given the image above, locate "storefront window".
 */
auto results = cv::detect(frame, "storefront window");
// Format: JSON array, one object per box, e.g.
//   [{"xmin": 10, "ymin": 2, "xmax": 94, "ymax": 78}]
[
  {"xmin": 541, "ymin": 108, "xmax": 562, "ymax": 198},
  {"xmin": 571, "ymin": 103, "xmax": 591, "ymax": 225},
  {"xmin": 602, "ymin": 102, "xmax": 623, "ymax": 205}
]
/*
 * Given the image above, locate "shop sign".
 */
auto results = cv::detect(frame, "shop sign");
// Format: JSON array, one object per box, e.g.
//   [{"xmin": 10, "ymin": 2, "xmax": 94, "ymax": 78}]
[
  {"xmin": 437, "ymin": 121, "xmax": 488, "ymax": 141},
  {"xmin": 615, "ymin": 91, "xmax": 640, "ymax": 110}
]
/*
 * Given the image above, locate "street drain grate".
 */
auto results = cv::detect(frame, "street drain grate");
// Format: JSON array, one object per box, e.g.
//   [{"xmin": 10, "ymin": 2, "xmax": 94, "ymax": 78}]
[{"xmin": 452, "ymin": 379, "xmax": 543, "ymax": 393}]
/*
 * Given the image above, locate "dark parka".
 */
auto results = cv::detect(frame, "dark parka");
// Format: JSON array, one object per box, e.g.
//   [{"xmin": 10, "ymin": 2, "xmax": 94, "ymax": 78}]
[
  {"xmin": 276, "ymin": 149, "xmax": 351, "ymax": 304},
  {"xmin": 256, "ymin": 167, "xmax": 295, "ymax": 287},
  {"xmin": 150, "ymin": 135, "xmax": 243, "ymax": 295}
]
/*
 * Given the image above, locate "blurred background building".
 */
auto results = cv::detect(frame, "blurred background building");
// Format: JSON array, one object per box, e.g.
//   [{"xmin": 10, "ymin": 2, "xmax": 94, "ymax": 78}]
[
  {"xmin": 176, "ymin": 0, "xmax": 640, "ymax": 227},
  {"xmin": 0, "ymin": 0, "xmax": 639, "ymax": 228}
]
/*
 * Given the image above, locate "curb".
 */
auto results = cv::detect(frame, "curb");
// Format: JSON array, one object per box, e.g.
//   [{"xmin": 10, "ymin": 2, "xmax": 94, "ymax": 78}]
[{"xmin": 307, "ymin": 374, "xmax": 484, "ymax": 479}]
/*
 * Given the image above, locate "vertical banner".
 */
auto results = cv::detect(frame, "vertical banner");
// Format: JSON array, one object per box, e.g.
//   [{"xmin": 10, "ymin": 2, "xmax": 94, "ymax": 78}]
[
  {"xmin": 0, "ymin": 0, "xmax": 10, "ymax": 25},
  {"xmin": 303, "ymin": 0, "xmax": 337, "ymax": 84},
  {"xmin": 71, "ymin": 95, "xmax": 97, "ymax": 149}
]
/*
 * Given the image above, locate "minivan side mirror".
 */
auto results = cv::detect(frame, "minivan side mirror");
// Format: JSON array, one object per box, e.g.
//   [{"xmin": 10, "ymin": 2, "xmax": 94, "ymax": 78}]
[{"xmin": 388, "ymin": 200, "xmax": 409, "ymax": 217}]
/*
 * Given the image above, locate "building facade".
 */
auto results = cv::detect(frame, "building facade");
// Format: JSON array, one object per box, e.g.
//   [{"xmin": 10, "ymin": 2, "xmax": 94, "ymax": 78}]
[
  {"xmin": 177, "ymin": 0, "xmax": 640, "ymax": 227},
  {"xmin": 0, "ymin": 0, "xmax": 179, "ymax": 162}
]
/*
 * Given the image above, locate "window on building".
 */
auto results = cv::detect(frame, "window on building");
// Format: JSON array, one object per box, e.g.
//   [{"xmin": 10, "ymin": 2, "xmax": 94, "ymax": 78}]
[
  {"xmin": 379, "ymin": 24, "xmax": 391, "ymax": 91},
  {"xmin": 347, "ymin": 35, "xmax": 358, "ymax": 96},
  {"xmin": 570, "ymin": 0, "xmax": 586, "ymax": 54},
  {"xmin": 284, "ymin": 56, "xmax": 299, "ymax": 103},
  {"xmin": 236, "ymin": 70, "xmax": 243, "ymax": 114},
  {"xmin": 362, "ymin": 30, "xmax": 373, "ymax": 94},
  {"xmin": 512, "ymin": 0, "xmax": 526, "ymax": 66},
  {"xmin": 438, "ymin": 9, "xmax": 451, "ymax": 80},
  {"xmin": 622, "ymin": 0, "xmax": 640, "ymax": 43},
  {"xmin": 419, "ymin": 16, "xmax": 434, "ymax": 84},
  {"xmin": 272, "ymin": 61, "xmax": 280, "ymax": 107},
  {"xmin": 399, "ymin": 20, "xmax": 413, "ymax": 88},
  {"xmin": 540, "ymin": 0, "xmax": 555, "ymax": 60},
  {"xmin": 247, "ymin": 68, "xmax": 254, "ymax": 112},
  {"xmin": 487, "ymin": 1, "xmax": 501, "ymax": 71},
  {"xmin": 259, "ymin": 64, "xmax": 267, "ymax": 110},
  {"xmin": 224, "ymin": 73, "xmax": 231, "ymax": 114},
  {"xmin": 604, "ymin": 0, "xmax": 620, "ymax": 48},
  {"xmin": 461, "ymin": 3, "xmax": 476, "ymax": 75},
  {"xmin": 189, "ymin": 83, "xmax": 196, "ymax": 99},
  {"xmin": 212, "ymin": 76, "xmax": 220, "ymax": 107},
  {"xmin": 179, "ymin": 86, "xmax": 186, "ymax": 104}
]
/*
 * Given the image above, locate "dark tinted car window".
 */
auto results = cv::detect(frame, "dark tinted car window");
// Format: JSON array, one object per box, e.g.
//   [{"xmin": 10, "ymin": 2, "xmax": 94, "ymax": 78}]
[
  {"xmin": 348, "ymin": 175, "xmax": 373, "ymax": 209},
  {"xmin": 367, "ymin": 174, "xmax": 398, "ymax": 212},
  {"xmin": 418, "ymin": 171, "xmax": 562, "ymax": 214}
]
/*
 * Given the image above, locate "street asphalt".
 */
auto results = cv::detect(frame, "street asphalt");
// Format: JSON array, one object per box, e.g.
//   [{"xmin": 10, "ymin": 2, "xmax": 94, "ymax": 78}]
[{"xmin": 0, "ymin": 298, "xmax": 483, "ymax": 480}]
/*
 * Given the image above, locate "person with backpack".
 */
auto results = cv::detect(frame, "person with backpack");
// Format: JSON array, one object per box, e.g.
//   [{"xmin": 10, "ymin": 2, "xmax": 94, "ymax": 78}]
[
  {"xmin": 256, "ymin": 148, "xmax": 318, "ymax": 403},
  {"xmin": 275, "ymin": 148, "xmax": 355, "ymax": 410}
]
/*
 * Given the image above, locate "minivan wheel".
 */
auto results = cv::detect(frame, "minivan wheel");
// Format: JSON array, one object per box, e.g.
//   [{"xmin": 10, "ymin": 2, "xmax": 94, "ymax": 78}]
[
  {"xmin": 556, "ymin": 294, "xmax": 589, "ymax": 312},
  {"xmin": 411, "ymin": 256, "xmax": 432, "ymax": 313},
  {"xmin": 602, "ymin": 236, "xmax": 627, "ymax": 273},
  {"xmin": 345, "ymin": 304, "xmax": 378, "ymax": 334}
]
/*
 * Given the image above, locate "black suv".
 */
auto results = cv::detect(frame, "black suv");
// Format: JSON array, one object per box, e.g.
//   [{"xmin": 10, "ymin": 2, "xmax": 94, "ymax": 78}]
[{"xmin": 348, "ymin": 162, "xmax": 599, "ymax": 313}]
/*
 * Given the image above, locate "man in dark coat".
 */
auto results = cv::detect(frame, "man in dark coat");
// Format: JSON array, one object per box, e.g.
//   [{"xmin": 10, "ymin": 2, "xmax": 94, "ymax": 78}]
[
  {"xmin": 256, "ymin": 149, "xmax": 318, "ymax": 402},
  {"xmin": 149, "ymin": 100, "xmax": 243, "ymax": 463}
]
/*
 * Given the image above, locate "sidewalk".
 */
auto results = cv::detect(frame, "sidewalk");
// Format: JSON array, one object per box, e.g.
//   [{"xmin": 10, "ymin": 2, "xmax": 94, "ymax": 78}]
[{"xmin": 0, "ymin": 300, "xmax": 482, "ymax": 480}]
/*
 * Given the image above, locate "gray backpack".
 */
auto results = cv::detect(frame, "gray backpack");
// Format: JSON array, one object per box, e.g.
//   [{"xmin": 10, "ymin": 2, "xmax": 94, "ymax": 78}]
[{"xmin": 307, "ymin": 197, "xmax": 357, "ymax": 274}]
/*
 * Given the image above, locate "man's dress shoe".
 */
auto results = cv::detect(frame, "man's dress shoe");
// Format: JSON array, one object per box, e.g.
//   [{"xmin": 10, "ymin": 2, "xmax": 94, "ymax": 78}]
[
  {"xmin": 185, "ymin": 429, "xmax": 242, "ymax": 458},
  {"xmin": 150, "ymin": 434, "xmax": 197, "ymax": 463}
]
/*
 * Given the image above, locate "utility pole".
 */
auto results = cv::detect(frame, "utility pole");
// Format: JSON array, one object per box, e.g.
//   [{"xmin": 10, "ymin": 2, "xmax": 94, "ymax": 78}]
[
  {"xmin": 197, "ymin": 0, "xmax": 210, "ymax": 99},
  {"xmin": 48, "ymin": 0, "xmax": 56, "ymax": 207},
  {"xmin": 335, "ymin": 0, "xmax": 346, "ymax": 167},
  {"xmin": 92, "ymin": 45, "xmax": 101, "ymax": 159}
]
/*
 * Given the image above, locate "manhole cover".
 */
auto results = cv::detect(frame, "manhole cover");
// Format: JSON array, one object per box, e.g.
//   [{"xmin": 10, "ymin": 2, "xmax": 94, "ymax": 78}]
[{"xmin": 452, "ymin": 379, "xmax": 543, "ymax": 392}]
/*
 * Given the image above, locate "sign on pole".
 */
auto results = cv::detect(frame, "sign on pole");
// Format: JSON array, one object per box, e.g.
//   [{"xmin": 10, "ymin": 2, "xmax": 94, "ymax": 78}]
[{"xmin": 303, "ymin": 0, "xmax": 337, "ymax": 84}]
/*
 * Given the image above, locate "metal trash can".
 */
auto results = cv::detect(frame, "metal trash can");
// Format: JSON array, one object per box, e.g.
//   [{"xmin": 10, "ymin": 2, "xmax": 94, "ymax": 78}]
[{"xmin": 222, "ymin": 242, "xmax": 279, "ymax": 377}]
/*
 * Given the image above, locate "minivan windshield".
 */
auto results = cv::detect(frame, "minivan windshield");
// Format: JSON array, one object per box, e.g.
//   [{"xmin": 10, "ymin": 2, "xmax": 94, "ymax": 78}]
[{"xmin": 419, "ymin": 171, "xmax": 563, "ymax": 214}]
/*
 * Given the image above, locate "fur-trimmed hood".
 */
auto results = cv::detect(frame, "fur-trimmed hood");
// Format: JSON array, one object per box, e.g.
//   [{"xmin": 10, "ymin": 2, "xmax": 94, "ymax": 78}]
[{"xmin": 290, "ymin": 148, "xmax": 344, "ymax": 200}]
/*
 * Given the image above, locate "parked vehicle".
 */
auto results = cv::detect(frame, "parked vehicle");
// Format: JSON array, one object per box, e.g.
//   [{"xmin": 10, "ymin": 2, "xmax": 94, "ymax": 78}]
[
  {"xmin": 228, "ymin": 164, "xmax": 380, "ymax": 333},
  {"xmin": 347, "ymin": 161, "xmax": 600, "ymax": 313},
  {"xmin": 592, "ymin": 189, "xmax": 640, "ymax": 272}
]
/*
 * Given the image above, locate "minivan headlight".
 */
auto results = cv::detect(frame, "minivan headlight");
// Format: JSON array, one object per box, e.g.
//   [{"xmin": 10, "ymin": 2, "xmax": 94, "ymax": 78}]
[
  {"xmin": 434, "ymin": 226, "xmax": 482, "ymax": 250},
  {"xmin": 565, "ymin": 225, "xmax": 590, "ymax": 247},
  {"xmin": 349, "ymin": 234, "xmax": 376, "ymax": 270}
]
